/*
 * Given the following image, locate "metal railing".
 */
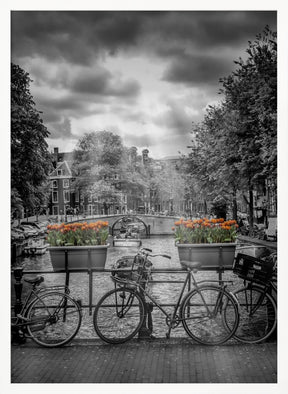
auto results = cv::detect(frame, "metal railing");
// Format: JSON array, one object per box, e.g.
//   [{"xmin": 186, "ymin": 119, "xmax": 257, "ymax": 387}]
[{"xmin": 11, "ymin": 265, "xmax": 232, "ymax": 317}]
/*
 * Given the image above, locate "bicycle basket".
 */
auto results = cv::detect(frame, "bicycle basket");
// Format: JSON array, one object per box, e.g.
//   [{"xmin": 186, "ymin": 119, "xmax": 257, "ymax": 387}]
[
  {"xmin": 111, "ymin": 255, "xmax": 151, "ymax": 287},
  {"xmin": 111, "ymin": 255, "xmax": 140, "ymax": 287},
  {"xmin": 233, "ymin": 253, "xmax": 274, "ymax": 284}
]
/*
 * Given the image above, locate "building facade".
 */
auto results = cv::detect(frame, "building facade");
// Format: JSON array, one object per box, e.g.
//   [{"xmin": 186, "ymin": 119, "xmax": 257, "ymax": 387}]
[{"xmin": 49, "ymin": 160, "xmax": 73, "ymax": 216}]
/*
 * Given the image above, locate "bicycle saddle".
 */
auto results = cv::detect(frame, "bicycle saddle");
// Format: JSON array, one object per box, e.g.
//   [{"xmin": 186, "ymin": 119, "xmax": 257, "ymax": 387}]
[
  {"xmin": 24, "ymin": 276, "xmax": 44, "ymax": 285},
  {"xmin": 180, "ymin": 260, "xmax": 202, "ymax": 271}
]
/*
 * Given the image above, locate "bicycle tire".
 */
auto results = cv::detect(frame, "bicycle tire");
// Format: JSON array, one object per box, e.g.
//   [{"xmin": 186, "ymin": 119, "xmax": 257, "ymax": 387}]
[
  {"xmin": 93, "ymin": 287, "xmax": 145, "ymax": 344},
  {"xmin": 233, "ymin": 284, "xmax": 277, "ymax": 343},
  {"xmin": 180, "ymin": 285, "xmax": 239, "ymax": 345},
  {"xmin": 26, "ymin": 291, "xmax": 82, "ymax": 347}
]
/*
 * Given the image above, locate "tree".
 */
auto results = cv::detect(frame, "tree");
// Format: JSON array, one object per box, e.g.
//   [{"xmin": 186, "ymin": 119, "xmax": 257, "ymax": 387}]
[
  {"xmin": 219, "ymin": 26, "xmax": 277, "ymax": 229},
  {"xmin": 72, "ymin": 131, "xmax": 127, "ymax": 209},
  {"xmin": 11, "ymin": 63, "xmax": 52, "ymax": 219},
  {"xmin": 184, "ymin": 27, "xmax": 276, "ymax": 230}
]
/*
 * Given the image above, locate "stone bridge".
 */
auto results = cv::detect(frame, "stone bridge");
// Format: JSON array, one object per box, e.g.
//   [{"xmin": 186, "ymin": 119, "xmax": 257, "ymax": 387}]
[{"xmin": 83, "ymin": 214, "xmax": 179, "ymax": 235}]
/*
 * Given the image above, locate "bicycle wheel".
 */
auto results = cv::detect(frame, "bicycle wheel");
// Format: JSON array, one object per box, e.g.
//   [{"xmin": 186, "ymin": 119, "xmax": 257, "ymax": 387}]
[
  {"xmin": 181, "ymin": 285, "xmax": 239, "ymax": 345},
  {"xmin": 233, "ymin": 284, "xmax": 277, "ymax": 343},
  {"xmin": 93, "ymin": 287, "xmax": 145, "ymax": 344},
  {"xmin": 26, "ymin": 291, "xmax": 81, "ymax": 347}
]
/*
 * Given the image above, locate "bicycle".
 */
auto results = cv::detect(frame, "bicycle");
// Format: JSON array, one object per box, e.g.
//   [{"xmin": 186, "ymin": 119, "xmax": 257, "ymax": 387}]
[
  {"xmin": 93, "ymin": 248, "xmax": 239, "ymax": 345},
  {"xmin": 11, "ymin": 269, "xmax": 82, "ymax": 347},
  {"xmin": 232, "ymin": 251, "xmax": 277, "ymax": 343}
]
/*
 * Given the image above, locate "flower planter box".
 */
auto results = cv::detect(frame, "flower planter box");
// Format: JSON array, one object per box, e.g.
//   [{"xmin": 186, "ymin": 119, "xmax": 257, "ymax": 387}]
[
  {"xmin": 48, "ymin": 244, "xmax": 109, "ymax": 271},
  {"xmin": 176, "ymin": 242, "xmax": 237, "ymax": 269}
]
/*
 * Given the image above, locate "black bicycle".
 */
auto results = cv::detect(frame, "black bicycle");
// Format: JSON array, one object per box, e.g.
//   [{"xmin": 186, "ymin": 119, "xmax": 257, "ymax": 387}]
[
  {"xmin": 11, "ymin": 271, "xmax": 82, "ymax": 347},
  {"xmin": 93, "ymin": 248, "xmax": 239, "ymax": 345},
  {"xmin": 232, "ymin": 251, "xmax": 277, "ymax": 343}
]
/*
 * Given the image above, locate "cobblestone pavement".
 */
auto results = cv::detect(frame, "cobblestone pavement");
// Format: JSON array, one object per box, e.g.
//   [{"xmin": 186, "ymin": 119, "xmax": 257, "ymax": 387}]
[{"xmin": 10, "ymin": 338, "xmax": 277, "ymax": 384}]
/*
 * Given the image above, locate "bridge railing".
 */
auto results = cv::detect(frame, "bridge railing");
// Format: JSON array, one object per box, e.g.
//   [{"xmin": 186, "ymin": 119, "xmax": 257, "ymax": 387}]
[{"xmin": 11, "ymin": 266, "xmax": 233, "ymax": 317}]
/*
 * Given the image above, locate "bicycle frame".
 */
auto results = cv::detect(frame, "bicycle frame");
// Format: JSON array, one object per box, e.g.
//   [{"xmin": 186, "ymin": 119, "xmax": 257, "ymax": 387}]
[
  {"xmin": 123, "ymin": 268, "xmax": 233, "ymax": 335},
  {"xmin": 12, "ymin": 284, "xmax": 70, "ymax": 330}
]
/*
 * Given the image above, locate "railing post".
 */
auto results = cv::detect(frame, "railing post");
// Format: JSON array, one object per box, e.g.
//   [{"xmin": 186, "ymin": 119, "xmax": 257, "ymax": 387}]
[
  {"xmin": 13, "ymin": 268, "xmax": 23, "ymax": 316},
  {"xmin": 218, "ymin": 246, "xmax": 224, "ymax": 282},
  {"xmin": 138, "ymin": 274, "xmax": 154, "ymax": 339},
  {"xmin": 88, "ymin": 249, "xmax": 93, "ymax": 315},
  {"xmin": 64, "ymin": 249, "xmax": 70, "ymax": 292}
]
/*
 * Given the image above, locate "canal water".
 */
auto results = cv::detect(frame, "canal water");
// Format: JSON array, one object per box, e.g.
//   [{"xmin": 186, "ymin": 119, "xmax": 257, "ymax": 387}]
[{"xmin": 13, "ymin": 235, "xmax": 242, "ymax": 340}]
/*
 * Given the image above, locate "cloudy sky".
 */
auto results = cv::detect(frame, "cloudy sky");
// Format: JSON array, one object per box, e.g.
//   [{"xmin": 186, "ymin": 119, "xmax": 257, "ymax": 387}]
[{"xmin": 11, "ymin": 10, "xmax": 277, "ymax": 159}]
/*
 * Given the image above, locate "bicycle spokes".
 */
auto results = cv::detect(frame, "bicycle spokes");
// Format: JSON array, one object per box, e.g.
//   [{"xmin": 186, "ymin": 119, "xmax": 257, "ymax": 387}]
[
  {"xmin": 116, "ymin": 290, "xmax": 135, "ymax": 317},
  {"xmin": 181, "ymin": 286, "xmax": 239, "ymax": 345}
]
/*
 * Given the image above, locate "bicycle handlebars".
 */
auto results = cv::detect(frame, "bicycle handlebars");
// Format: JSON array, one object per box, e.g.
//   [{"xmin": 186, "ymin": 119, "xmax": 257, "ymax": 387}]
[{"xmin": 137, "ymin": 248, "xmax": 171, "ymax": 260}]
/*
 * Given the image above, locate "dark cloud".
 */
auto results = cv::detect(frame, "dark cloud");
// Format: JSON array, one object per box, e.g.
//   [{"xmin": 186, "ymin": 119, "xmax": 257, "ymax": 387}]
[
  {"xmin": 108, "ymin": 79, "xmax": 140, "ymax": 97},
  {"xmin": 11, "ymin": 11, "xmax": 276, "ymax": 66},
  {"xmin": 12, "ymin": 11, "xmax": 98, "ymax": 65},
  {"xmin": 71, "ymin": 70, "xmax": 140, "ymax": 97},
  {"xmin": 37, "ymin": 94, "xmax": 109, "ymax": 124},
  {"xmin": 162, "ymin": 53, "xmax": 235, "ymax": 85},
  {"xmin": 11, "ymin": 11, "xmax": 146, "ymax": 65},
  {"xmin": 38, "ymin": 95, "xmax": 87, "ymax": 113},
  {"xmin": 70, "ymin": 68, "xmax": 112, "ymax": 94},
  {"xmin": 155, "ymin": 11, "xmax": 276, "ymax": 49},
  {"xmin": 11, "ymin": 10, "xmax": 277, "ymax": 155}
]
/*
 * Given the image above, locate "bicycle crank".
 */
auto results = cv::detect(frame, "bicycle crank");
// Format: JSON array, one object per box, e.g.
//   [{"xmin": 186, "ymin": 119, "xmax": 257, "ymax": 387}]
[{"xmin": 165, "ymin": 314, "xmax": 180, "ymax": 328}]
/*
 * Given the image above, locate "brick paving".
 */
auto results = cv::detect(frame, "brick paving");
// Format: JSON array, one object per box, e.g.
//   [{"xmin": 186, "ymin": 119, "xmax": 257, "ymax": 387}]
[{"xmin": 10, "ymin": 337, "xmax": 277, "ymax": 384}]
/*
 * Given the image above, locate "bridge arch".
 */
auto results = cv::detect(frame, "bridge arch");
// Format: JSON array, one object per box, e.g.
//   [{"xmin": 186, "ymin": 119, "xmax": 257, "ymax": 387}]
[{"xmin": 111, "ymin": 215, "xmax": 150, "ymax": 236}]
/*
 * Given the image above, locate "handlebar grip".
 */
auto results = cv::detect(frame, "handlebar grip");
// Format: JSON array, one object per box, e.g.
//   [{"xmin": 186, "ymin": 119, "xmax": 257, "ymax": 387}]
[{"xmin": 143, "ymin": 248, "xmax": 152, "ymax": 252}]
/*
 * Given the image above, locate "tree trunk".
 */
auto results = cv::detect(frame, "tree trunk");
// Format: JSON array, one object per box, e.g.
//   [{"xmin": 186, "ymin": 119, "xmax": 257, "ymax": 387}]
[
  {"xmin": 248, "ymin": 187, "xmax": 254, "ymax": 236},
  {"xmin": 204, "ymin": 200, "xmax": 208, "ymax": 215},
  {"xmin": 232, "ymin": 188, "xmax": 238, "ymax": 221}
]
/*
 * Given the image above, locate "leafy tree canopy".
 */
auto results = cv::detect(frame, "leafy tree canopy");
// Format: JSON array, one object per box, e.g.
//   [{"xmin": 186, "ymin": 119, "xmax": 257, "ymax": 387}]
[
  {"xmin": 184, "ymin": 26, "xmax": 276, "ymax": 222},
  {"xmin": 11, "ymin": 63, "xmax": 52, "ymax": 218}
]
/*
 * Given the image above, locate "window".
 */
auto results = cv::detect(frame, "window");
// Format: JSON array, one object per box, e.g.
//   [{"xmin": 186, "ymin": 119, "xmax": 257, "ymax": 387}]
[
  {"xmin": 63, "ymin": 179, "xmax": 69, "ymax": 188},
  {"xmin": 52, "ymin": 191, "xmax": 58, "ymax": 203},
  {"xmin": 88, "ymin": 194, "xmax": 92, "ymax": 203},
  {"xmin": 75, "ymin": 191, "xmax": 79, "ymax": 202},
  {"xmin": 52, "ymin": 206, "xmax": 59, "ymax": 215},
  {"xmin": 64, "ymin": 191, "xmax": 70, "ymax": 202},
  {"xmin": 57, "ymin": 169, "xmax": 62, "ymax": 176},
  {"xmin": 52, "ymin": 180, "xmax": 58, "ymax": 188}
]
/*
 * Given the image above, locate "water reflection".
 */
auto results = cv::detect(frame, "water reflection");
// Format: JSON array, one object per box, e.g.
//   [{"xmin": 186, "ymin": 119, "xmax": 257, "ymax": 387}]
[{"xmin": 13, "ymin": 235, "xmax": 240, "ymax": 340}]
